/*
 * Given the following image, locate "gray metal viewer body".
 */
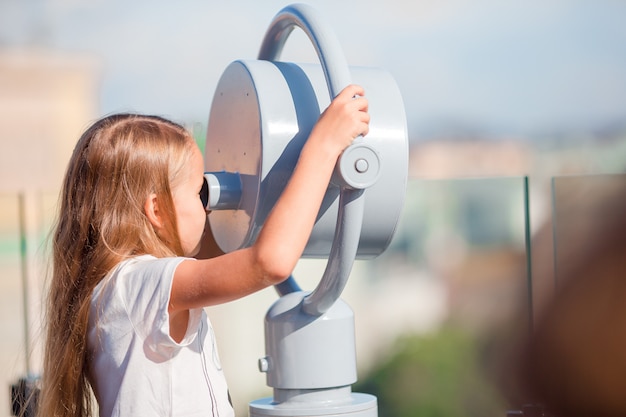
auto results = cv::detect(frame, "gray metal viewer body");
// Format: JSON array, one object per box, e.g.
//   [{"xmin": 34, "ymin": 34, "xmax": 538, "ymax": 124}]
[{"xmin": 204, "ymin": 4, "xmax": 408, "ymax": 417}]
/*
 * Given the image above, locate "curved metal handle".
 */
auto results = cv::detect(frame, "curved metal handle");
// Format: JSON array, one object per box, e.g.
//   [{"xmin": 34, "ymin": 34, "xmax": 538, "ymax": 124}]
[
  {"xmin": 258, "ymin": 3, "xmax": 351, "ymax": 98},
  {"xmin": 258, "ymin": 3, "xmax": 366, "ymax": 316}
]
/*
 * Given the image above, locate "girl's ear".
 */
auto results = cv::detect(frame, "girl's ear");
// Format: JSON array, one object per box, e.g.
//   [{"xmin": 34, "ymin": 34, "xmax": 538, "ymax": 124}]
[{"xmin": 144, "ymin": 193, "xmax": 163, "ymax": 230}]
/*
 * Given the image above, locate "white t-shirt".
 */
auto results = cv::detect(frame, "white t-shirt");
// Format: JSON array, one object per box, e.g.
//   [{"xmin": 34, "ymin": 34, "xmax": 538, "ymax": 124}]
[{"xmin": 87, "ymin": 255, "xmax": 235, "ymax": 417}]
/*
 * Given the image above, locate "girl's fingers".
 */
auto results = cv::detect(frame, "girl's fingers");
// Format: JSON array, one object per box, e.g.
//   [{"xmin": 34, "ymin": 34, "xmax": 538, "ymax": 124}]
[{"xmin": 343, "ymin": 84, "xmax": 365, "ymax": 99}]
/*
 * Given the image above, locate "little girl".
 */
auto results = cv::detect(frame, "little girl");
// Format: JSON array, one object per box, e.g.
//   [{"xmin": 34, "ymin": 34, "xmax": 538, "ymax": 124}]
[{"xmin": 37, "ymin": 84, "xmax": 369, "ymax": 417}]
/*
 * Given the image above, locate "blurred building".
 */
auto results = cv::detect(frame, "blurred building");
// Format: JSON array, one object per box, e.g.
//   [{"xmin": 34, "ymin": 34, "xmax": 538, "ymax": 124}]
[
  {"xmin": 0, "ymin": 47, "xmax": 99, "ymax": 416},
  {"xmin": 409, "ymin": 139, "xmax": 533, "ymax": 179},
  {"xmin": 0, "ymin": 48, "xmax": 99, "ymax": 193}
]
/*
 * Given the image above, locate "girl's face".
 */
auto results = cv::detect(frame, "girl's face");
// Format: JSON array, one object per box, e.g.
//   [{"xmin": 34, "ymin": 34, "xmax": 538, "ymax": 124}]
[{"xmin": 172, "ymin": 144, "xmax": 208, "ymax": 257}]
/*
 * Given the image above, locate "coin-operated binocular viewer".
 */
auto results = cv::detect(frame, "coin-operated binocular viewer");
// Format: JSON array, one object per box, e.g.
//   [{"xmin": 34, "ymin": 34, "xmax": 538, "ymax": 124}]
[{"xmin": 203, "ymin": 4, "xmax": 408, "ymax": 417}]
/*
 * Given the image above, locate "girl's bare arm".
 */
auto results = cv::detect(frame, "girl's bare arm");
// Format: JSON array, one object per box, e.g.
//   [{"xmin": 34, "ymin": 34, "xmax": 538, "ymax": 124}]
[{"xmin": 170, "ymin": 84, "xmax": 369, "ymax": 310}]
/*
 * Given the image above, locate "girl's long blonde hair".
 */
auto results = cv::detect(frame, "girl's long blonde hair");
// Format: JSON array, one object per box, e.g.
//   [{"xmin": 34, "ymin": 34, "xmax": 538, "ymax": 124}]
[{"xmin": 37, "ymin": 114, "xmax": 196, "ymax": 417}]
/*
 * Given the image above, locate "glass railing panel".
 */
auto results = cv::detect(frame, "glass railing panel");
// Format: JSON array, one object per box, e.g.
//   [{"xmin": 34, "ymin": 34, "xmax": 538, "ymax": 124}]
[
  {"xmin": 0, "ymin": 191, "xmax": 57, "ymax": 416},
  {"xmin": 351, "ymin": 176, "xmax": 530, "ymax": 416},
  {"xmin": 0, "ymin": 193, "xmax": 28, "ymax": 416}
]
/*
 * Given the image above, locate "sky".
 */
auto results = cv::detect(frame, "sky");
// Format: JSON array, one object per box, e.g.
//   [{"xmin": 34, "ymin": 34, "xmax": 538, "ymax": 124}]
[{"xmin": 1, "ymin": 0, "xmax": 626, "ymax": 140}]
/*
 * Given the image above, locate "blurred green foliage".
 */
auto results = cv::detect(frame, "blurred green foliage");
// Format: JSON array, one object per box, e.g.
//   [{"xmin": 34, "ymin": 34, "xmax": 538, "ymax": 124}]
[
  {"xmin": 192, "ymin": 122, "xmax": 206, "ymax": 155},
  {"xmin": 354, "ymin": 326, "xmax": 507, "ymax": 417}
]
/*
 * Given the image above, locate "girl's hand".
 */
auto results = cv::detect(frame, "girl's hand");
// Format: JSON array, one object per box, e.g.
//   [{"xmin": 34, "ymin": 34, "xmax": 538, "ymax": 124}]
[{"xmin": 307, "ymin": 84, "xmax": 370, "ymax": 157}]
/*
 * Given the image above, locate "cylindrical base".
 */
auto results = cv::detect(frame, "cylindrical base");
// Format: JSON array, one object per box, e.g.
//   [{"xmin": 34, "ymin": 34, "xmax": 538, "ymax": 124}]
[
  {"xmin": 249, "ymin": 390, "xmax": 377, "ymax": 417},
  {"xmin": 263, "ymin": 292, "xmax": 357, "ymax": 389}
]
